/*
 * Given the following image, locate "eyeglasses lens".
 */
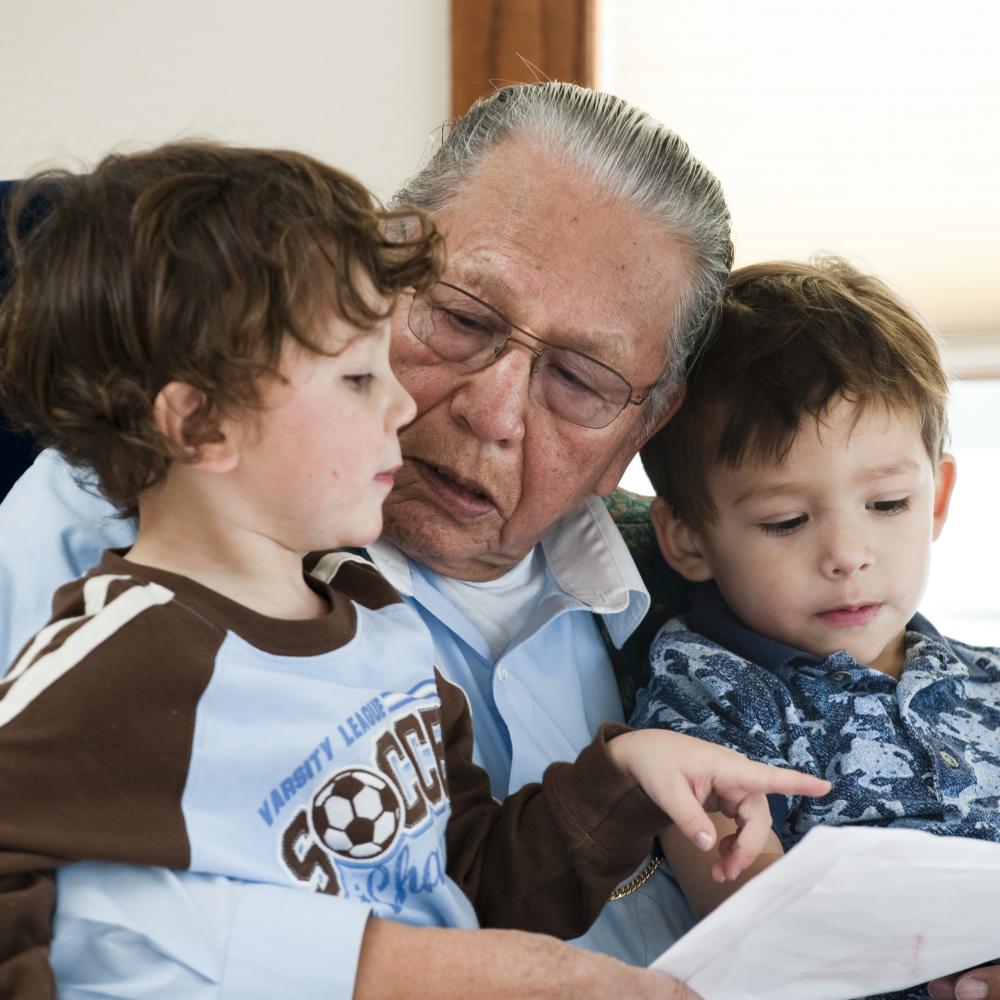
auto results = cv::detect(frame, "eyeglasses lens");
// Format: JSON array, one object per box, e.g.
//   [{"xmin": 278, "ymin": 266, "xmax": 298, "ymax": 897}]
[{"xmin": 409, "ymin": 284, "xmax": 631, "ymax": 428}]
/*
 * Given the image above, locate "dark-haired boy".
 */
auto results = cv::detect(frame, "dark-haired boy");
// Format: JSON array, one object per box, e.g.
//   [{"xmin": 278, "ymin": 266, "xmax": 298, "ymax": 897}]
[
  {"xmin": 0, "ymin": 145, "xmax": 826, "ymax": 998},
  {"xmin": 631, "ymin": 258, "xmax": 999, "ymax": 998}
]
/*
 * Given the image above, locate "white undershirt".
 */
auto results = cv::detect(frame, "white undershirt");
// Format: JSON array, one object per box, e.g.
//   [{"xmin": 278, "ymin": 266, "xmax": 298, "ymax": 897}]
[{"xmin": 431, "ymin": 546, "xmax": 549, "ymax": 661}]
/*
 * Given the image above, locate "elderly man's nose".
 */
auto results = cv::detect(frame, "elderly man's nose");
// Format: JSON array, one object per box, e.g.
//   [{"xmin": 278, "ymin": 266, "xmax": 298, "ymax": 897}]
[{"xmin": 450, "ymin": 348, "xmax": 531, "ymax": 444}]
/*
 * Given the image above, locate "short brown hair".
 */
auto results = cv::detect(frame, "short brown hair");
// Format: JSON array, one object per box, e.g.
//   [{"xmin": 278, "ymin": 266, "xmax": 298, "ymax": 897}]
[
  {"xmin": 0, "ymin": 142, "xmax": 443, "ymax": 515},
  {"xmin": 641, "ymin": 258, "xmax": 950, "ymax": 530}
]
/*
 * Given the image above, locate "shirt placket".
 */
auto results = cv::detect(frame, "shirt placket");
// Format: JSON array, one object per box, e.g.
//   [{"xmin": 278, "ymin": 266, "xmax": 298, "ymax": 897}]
[{"xmin": 897, "ymin": 649, "xmax": 975, "ymax": 820}]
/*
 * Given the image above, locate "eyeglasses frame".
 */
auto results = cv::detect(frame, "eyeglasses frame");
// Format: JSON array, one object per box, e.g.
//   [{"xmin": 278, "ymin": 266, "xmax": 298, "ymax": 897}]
[{"xmin": 409, "ymin": 281, "xmax": 657, "ymax": 427}]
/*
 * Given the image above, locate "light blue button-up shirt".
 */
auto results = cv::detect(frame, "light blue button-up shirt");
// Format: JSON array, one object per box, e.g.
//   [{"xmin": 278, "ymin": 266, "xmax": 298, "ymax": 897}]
[
  {"xmin": 368, "ymin": 495, "xmax": 695, "ymax": 964},
  {"xmin": 0, "ymin": 449, "xmax": 135, "ymax": 669}
]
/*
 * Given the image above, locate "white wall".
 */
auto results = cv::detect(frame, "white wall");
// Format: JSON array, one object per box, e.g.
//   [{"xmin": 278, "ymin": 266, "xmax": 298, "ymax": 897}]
[{"xmin": 0, "ymin": 0, "xmax": 450, "ymax": 202}]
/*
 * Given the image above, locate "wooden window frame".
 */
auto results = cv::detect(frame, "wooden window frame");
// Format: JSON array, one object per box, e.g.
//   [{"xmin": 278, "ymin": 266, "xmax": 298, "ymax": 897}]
[{"xmin": 451, "ymin": 0, "xmax": 597, "ymax": 118}]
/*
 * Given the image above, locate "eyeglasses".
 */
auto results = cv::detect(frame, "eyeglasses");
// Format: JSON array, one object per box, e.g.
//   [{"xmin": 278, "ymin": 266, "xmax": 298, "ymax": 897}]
[{"xmin": 407, "ymin": 282, "xmax": 655, "ymax": 429}]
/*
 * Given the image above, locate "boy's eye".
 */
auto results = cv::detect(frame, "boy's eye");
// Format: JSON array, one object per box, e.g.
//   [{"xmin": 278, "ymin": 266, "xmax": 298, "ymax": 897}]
[
  {"xmin": 868, "ymin": 497, "xmax": 911, "ymax": 515},
  {"xmin": 344, "ymin": 373, "xmax": 375, "ymax": 391},
  {"xmin": 759, "ymin": 515, "xmax": 807, "ymax": 536}
]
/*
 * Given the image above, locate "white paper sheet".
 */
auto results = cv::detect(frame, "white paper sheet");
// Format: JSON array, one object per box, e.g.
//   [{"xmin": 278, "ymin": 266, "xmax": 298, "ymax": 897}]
[{"xmin": 651, "ymin": 825, "xmax": 1000, "ymax": 999}]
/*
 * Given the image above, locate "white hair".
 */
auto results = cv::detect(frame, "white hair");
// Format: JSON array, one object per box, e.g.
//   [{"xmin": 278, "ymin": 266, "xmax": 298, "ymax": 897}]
[{"xmin": 393, "ymin": 82, "xmax": 733, "ymax": 438}]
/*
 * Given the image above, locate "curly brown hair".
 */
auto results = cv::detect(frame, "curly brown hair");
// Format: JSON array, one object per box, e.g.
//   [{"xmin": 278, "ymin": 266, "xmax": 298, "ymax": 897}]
[
  {"xmin": 0, "ymin": 142, "xmax": 444, "ymax": 516},
  {"xmin": 641, "ymin": 258, "xmax": 950, "ymax": 531}
]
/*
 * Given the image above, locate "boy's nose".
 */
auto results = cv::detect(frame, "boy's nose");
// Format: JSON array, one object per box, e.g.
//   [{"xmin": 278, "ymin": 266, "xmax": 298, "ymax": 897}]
[
  {"xmin": 387, "ymin": 372, "xmax": 418, "ymax": 430},
  {"xmin": 819, "ymin": 527, "xmax": 873, "ymax": 579}
]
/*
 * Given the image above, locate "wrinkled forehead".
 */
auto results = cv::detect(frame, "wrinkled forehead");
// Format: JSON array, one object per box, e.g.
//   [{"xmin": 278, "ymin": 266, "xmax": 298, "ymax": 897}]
[{"xmin": 427, "ymin": 140, "xmax": 692, "ymax": 374}]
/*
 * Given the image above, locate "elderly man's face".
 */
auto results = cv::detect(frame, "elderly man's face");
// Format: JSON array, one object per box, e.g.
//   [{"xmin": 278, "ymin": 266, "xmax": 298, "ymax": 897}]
[{"xmin": 383, "ymin": 138, "xmax": 689, "ymax": 580}]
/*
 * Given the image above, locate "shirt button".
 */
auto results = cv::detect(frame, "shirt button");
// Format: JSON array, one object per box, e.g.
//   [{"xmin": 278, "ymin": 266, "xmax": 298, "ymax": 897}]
[
  {"xmin": 497, "ymin": 666, "xmax": 508, "ymax": 683},
  {"xmin": 831, "ymin": 671, "xmax": 852, "ymax": 682},
  {"xmin": 939, "ymin": 749, "xmax": 961, "ymax": 769}
]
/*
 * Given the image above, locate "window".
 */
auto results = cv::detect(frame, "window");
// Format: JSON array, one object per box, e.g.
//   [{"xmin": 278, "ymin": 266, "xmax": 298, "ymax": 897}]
[
  {"xmin": 924, "ymin": 378, "xmax": 1000, "ymax": 643},
  {"xmin": 606, "ymin": 0, "xmax": 999, "ymax": 641}
]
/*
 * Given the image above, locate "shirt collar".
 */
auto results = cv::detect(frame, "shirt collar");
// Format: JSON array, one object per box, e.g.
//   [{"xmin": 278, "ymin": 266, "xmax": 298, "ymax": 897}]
[
  {"xmin": 687, "ymin": 581, "xmax": 974, "ymax": 673},
  {"xmin": 365, "ymin": 537, "xmax": 415, "ymax": 596},
  {"xmin": 365, "ymin": 495, "xmax": 650, "ymax": 647},
  {"xmin": 541, "ymin": 495, "xmax": 650, "ymax": 648},
  {"xmin": 907, "ymin": 612, "xmax": 992, "ymax": 678},
  {"xmin": 687, "ymin": 582, "xmax": 810, "ymax": 669}
]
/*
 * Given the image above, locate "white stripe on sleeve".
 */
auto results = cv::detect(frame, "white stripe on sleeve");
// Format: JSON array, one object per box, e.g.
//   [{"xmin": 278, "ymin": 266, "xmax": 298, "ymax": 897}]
[{"xmin": 0, "ymin": 580, "xmax": 174, "ymax": 728}]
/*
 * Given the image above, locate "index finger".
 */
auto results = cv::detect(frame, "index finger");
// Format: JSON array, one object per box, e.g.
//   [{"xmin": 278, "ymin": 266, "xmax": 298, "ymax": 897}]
[{"xmin": 721, "ymin": 760, "xmax": 831, "ymax": 799}]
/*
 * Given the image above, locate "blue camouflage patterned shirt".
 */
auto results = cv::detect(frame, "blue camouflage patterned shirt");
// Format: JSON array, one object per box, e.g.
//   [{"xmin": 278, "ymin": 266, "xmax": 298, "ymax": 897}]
[{"xmin": 630, "ymin": 583, "xmax": 1000, "ymax": 850}]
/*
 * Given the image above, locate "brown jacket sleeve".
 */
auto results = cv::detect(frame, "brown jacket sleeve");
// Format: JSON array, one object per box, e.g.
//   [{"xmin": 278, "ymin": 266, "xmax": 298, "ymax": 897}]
[
  {"xmin": 0, "ymin": 574, "xmax": 219, "ymax": 998},
  {"xmin": 437, "ymin": 671, "xmax": 667, "ymax": 938},
  {"xmin": 0, "ymin": 871, "xmax": 56, "ymax": 998}
]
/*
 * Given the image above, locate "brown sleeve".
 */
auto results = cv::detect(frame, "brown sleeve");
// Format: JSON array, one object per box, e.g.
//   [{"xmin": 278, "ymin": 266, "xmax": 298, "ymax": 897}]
[
  {"xmin": 0, "ymin": 575, "xmax": 221, "ymax": 997},
  {"xmin": 437, "ymin": 671, "xmax": 667, "ymax": 938},
  {"xmin": 0, "ymin": 872, "xmax": 56, "ymax": 998}
]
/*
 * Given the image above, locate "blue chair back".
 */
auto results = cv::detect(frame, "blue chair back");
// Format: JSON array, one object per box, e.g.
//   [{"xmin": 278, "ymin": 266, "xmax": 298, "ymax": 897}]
[{"xmin": 0, "ymin": 179, "xmax": 42, "ymax": 501}]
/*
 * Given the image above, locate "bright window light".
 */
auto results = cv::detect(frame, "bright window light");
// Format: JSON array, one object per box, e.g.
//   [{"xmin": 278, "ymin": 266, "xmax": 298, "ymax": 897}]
[
  {"xmin": 599, "ymin": 0, "xmax": 1000, "ymax": 354},
  {"xmin": 604, "ymin": 0, "xmax": 999, "ymax": 642}
]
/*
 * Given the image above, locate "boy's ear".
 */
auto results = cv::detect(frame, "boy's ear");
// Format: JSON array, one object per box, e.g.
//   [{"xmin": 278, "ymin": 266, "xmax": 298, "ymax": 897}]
[
  {"xmin": 931, "ymin": 452, "xmax": 957, "ymax": 540},
  {"xmin": 152, "ymin": 382, "xmax": 240, "ymax": 474},
  {"xmin": 649, "ymin": 496, "xmax": 714, "ymax": 582}
]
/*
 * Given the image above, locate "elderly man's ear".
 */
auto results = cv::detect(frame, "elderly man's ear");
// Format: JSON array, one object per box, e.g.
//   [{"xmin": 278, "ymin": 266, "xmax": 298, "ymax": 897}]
[
  {"xmin": 152, "ymin": 381, "xmax": 241, "ymax": 473},
  {"xmin": 595, "ymin": 382, "xmax": 687, "ymax": 496},
  {"xmin": 649, "ymin": 495, "xmax": 714, "ymax": 583}
]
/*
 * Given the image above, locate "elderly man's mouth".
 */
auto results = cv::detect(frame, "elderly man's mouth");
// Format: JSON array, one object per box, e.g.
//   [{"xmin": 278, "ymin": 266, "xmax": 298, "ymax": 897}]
[{"xmin": 411, "ymin": 459, "xmax": 497, "ymax": 520}]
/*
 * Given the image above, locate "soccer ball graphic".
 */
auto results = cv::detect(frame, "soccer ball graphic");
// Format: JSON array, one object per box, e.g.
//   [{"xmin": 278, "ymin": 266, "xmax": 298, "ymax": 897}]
[{"xmin": 311, "ymin": 768, "xmax": 402, "ymax": 860}]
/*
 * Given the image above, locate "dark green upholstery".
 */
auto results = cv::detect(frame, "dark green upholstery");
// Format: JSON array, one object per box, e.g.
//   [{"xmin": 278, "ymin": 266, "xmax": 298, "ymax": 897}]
[{"xmin": 603, "ymin": 488, "xmax": 695, "ymax": 718}]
